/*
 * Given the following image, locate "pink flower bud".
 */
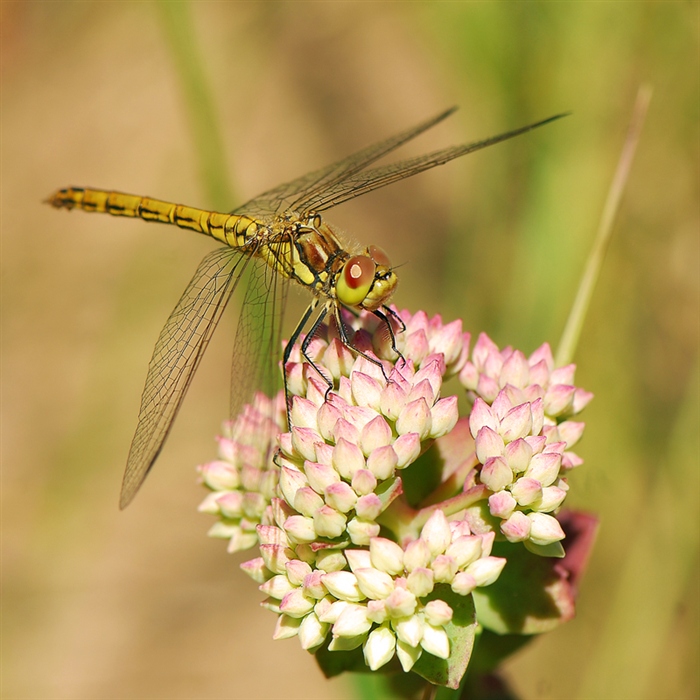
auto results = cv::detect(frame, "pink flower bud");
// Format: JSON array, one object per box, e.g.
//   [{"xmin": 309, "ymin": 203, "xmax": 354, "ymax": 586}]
[
  {"xmin": 283, "ymin": 515, "xmax": 317, "ymax": 543},
  {"xmin": 528, "ymin": 512, "xmax": 565, "ymax": 545},
  {"xmin": 465, "ymin": 556, "xmax": 506, "ymax": 587},
  {"xmin": 322, "ymin": 571, "xmax": 365, "ymax": 602},
  {"xmin": 379, "ymin": 381, "xmax": 408, "ymax": 421},
  {"xmin": 315, "ymin": 550, "xmax": 347, "ymax": 573},
  {"xmin": 369, "ymin": 537, "xmax": 405, "ymax": 575},
  {"xmin": 285, "ymin": 559, "xmax": 312, "ymax": 586},
  {"xmin": 424, "ymin": 603, "xmax": 453, "ymax": 631},
  {"xmin": 199, "ymin": 460, "xmax": 239, "ymax": 490},
  {"xmin": 293, "ymin": 486, "xmax": 324, "ymax": 517},
  {"xmin": 469, "ymin": 398, "xmax": 498, "ymax": 438},
  {"xmin": 475, "ymin": 426, "xmax": 505, "ymax": 463},
  {"xmin": 260, "ymin": 543, "xmax": 294, "ymax": 574},
  {"xmin": 273, "ymin": 614, "xmax": 301, "ymax": 640},
  {"xmin": 355, "ymin": 493, "xmax": 383, "ymax": 520},
  {"xmin": 333, "ymin": 603, "xmax": 372, "ymax": 637},
  {"xmin": 488, "ymin": 490, "xmax": 516, "ymax": 519},
  {"xmin": 346, "ymin": 517, "xmax": 381, "ymax": 545},
  {"xmin": 260, "ymin": 574, "xmax": 295, "ymax": 600},
  {"xmin": 393, "ymin": 432, "xmax": 421, "ymax": 468},
  {"xmin": 446, "ymin": 535, "xmax": 483, "ymax": 569},
  {"xmin": 351, "ymin": 468, "xmax": 378, "ymax": 496},
  {"xmin": 500, "ymin": 402, "xmax": 534, "ymax": 442},
  {"xmin": 534, "ymin": 485, "xmax": 567, "ymax": 512},
  {"xmin": 500, "ymin": 511, "xmax": 532, "ymax": 542},
  {"xmin": 366, "ymin": 599, "xmax": 388, "ymax": 624},
  {"xmin": 459, "ymin": 360, "xmax": 479, "ymax": 390},
  {"xmin": 290, "ymin": 396, "xmax": 320, "ymax": 431},
  {"xmin": 504, "ymin": 438, "xmax": 533, "ymax": 474},
  {"xmin": 573, "ymin": 389, "xmax": 594, "ymax": 413},
  {"xmin": 396, "ymin": 398, "xmax": 432, "ymax": 440},
  {"xmin": 332, "ymin": 438, "xmax": 365, "ymax": 480},
  {"xmin": 430, "ymin": 396, "xmax": 459, "ymax": 438},
  {"xmin": 351, "ymin": 371, "xmax": 383, "ymax": 411},
  {"xmin": 302, "ymin": 571, "xmax": 327, "ymax": 599},
  {"xmin": 240, "ymin": 556, "xmax": 271, "ymax": 583},
  {"xmin": 361, "ymin": 415, "xmax": 393, "ymax": 455},
  {"xmin": 299, "ymin": 613, "xmax": 328, "ymax": 650},
  {"xmin": 366, "ymin": 445, "xmax": 398, "ymax": 480},
  {"xmin": 279, "ymin": 465, "xmax": 308, "ymax": 507},
  {"xmin": 313, "ymin": 505, "xmax": 347, "ymax": 538},
  {"xmin": 420, "ymin": 510, "xmax": 452, "ymax": 556},
  {"xmin": 305, "ymin": 460, "xmax": 340, "ymax": 494},
  {"xmin": 525, "ymin": 452, "xmax": 562, "ymax": 487},
  {"xmin": 333, "ymin": 418, "xmax": 360, "ymax": 446},
  {"xmin": 291, "ymin": 426, "xmax": 320, "ymax": 462},
  {"xmin": 324, "ymin": 481, "xmax": 358, "ymax": 513},
  {"xmin": 406, "ymin": 567, "xmax": 434, "ymax": 597},
  {"xmin": 544, "ymin": 384, "xmax": 576, "ymax": 417},
  {"xmin": 403, "ymin": 538, "xmax": 431, "ymax": 572},
  {"xmin": 480, "ymin": 456, "xmax": 513, "ymax": 492},
  {"xmin": 384, "ymin": 586, "xmax": 417, "ymax": 617},
  {"xmin": 500, "ymin": 351, "xmax": 530, "ymax": 389},
  {"xmin": 317, "ymin": 402, "xmax": 342, "ymax": 442},
  {"xmin": 355, "ymin": 568, "xmax": 395, "ymax": 599},
  {"xmin": 431, "ymin": 554, "xmax": 458, "ymax": 583},
  {"xmin": 476, "ymin": 374, "xmax": 499, "ymax": 403},
  {"xmin": 511, "ymin": 477, "xmax": 543, "ymax": 506},
  {"xmin": 404, "ymin": 328, "xmax": 430, "ymax": 365},
  {"xmin": 345, "ymin": 549, "xmax": 372, "ymax": 572}
]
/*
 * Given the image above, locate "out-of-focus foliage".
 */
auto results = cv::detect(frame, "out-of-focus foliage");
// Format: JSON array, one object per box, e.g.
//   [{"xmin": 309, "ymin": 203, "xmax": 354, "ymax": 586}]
[{"xmin": 2, "ymin": 3, "xmax": 697, "ymax": 699}]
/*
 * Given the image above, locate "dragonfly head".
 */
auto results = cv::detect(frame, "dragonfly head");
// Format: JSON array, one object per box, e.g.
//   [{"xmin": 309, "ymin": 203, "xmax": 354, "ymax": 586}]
[{"xmin": 336, "ymin": 245, "xmax": 397, "ymax": 312}]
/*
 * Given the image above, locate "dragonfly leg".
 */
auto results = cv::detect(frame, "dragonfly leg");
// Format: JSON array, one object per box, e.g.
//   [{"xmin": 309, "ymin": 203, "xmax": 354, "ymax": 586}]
[
  {"xmin": 333, "ymin": 305, "xmax": 391, "ymax": 382},
  {"xmin": 373, "ymin": 306, "xmax": 406, "ymax": 364},
  {"xmin": 300, "ymin": 305, "xmax": 334, "ymax": 401},
  {"xmin": 283, "ymin": 298, "xmax": 319, "ymax": 421}
]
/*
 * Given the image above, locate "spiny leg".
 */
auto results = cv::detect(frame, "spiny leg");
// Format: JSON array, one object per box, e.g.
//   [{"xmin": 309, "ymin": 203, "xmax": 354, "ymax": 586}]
[
  {"xmin": 300, "ymin": 304, "xmax": 334, "ymax": 401},
  {"xmin": 283, "ymin": 297, "xmax": 322, "ymax": 424},
  {"xmin": 373, "ymin": 306, "xmax": 406, "ymax": 363},
  {"xmin": 333, "ymin": 305, "xmax": 392, "ymax": 382}
]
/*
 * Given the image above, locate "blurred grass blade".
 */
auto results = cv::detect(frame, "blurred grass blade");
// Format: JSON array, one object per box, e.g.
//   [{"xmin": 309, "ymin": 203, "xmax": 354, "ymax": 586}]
[
  {"xmin": 556, "ymin": 85, "xmax": 652, "ymax": 367},
  {"xmin": 157, "ymin": 2, "xmax": 234, "ymax": 209}
]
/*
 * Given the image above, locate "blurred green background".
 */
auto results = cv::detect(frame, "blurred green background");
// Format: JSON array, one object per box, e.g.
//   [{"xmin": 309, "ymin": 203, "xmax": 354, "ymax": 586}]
[{"xmin": 2, "ymin": 2, "xmax": 697, "ymax": 699}]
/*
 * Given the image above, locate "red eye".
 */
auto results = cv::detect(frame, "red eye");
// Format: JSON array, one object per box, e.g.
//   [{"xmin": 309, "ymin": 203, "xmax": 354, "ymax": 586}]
[
  {"xmin": 344, "ymin": 255, "xmax": 375, "ymax": 289},
  {"xmin": 337, "ymin": 255, "xmax": 376, "ymax": 306},
  {"xmin": 368, "ymin": 245, "xmax": 391, "ymax": 268}
]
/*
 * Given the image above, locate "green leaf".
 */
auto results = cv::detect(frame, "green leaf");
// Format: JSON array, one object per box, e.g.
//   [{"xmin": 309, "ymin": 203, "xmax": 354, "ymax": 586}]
[
  {"xmin": 472, "ymin": 541, "xmax": 575, "ymax": 635},
  {"xmin": 412, "ymin": 586, "xmax": 478, "ymax": 689}
]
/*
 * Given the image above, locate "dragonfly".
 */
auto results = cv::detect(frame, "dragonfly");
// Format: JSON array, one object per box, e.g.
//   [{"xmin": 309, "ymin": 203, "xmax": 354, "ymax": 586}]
[{"xmin": 47, "ymin": 107, "xmax": 566, "ymax": 508}]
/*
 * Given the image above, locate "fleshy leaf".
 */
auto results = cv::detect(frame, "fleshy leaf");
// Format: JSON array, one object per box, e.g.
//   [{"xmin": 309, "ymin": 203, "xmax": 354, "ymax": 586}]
[
  {"xmin": 412, "ymin": 585, "xmax": 477, "ymax": 689},
  {"xmin": 472, "ymin": 537, "xmax": 579, "ymax": 635}
]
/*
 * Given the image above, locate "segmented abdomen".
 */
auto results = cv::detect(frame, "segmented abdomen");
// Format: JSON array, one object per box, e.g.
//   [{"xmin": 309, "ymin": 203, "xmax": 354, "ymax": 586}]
[{"xmin": 46, "ymin": 187, "xmax": 260, "ymax": 249}]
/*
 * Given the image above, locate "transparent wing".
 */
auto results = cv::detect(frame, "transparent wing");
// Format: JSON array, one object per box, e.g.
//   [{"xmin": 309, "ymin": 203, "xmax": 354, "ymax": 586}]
[
  {"xmin": 231, "ymin": 108, "xmax": 458, "ymax": 219},
  {"xmin": 304, "ymin": 114, "xmax": 569, "ymax": 213},
  {"xmin": 229, "ymin": 246, "xmax": 289, "ymax": 425},
  {"xmin": 120, "ymin": 246, "xmax": 253, "ymax": 508}
]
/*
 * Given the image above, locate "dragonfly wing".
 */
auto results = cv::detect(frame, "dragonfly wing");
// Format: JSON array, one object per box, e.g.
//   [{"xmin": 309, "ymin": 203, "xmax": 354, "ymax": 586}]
[
  {"xmin": 303, "ymin": 114, "xmax": 569, "ymax": 213},
  {"xmin": 120, "ymin": 246, "xmax": 252, "ymax": 508},
  {"xmin": 229, "ymin": 249, "xmax": 289, "ymax": 425},
  {"xmin": 231, "ymin": 108, "xmax": 458, "ymax": 219}
]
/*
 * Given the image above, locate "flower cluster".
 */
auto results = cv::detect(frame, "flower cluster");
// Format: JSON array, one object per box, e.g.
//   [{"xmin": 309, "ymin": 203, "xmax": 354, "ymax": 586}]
[
  {"xmin": 197, "ymin": 393, "xmax": 286, "ymax": 552},
  {"xmin": 458, "ymin": 334, "xmax": 593, "ymax": 549},
  {"xmin": 197, "ymin": 308, "xmax": 592, "ymax": 671}
]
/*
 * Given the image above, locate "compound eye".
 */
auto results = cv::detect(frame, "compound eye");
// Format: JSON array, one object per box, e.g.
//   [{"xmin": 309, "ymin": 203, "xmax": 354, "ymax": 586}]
[
  {"xmin": 336, "ymin": 255, "xmax": 376, "ymax": 306},
  {"xmin": 368, "ymin": 245, "xmax": 391, "ymax": 268}
]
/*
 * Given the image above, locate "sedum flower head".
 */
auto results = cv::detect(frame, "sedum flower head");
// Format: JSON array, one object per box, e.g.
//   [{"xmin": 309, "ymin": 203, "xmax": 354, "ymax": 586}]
[
  {"xmin": 198, "ymin": 308, "xmax": 592, "ymax": 671},
  {"xmin": 197, "ymin": 393, "xmax": 286, "ymax": 552}
]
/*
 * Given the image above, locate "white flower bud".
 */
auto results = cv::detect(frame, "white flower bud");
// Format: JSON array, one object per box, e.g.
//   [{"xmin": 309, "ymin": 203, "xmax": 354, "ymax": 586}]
[{"xmin": 363, "ymin": 624, "xmax": 396, "ymax": 670}]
